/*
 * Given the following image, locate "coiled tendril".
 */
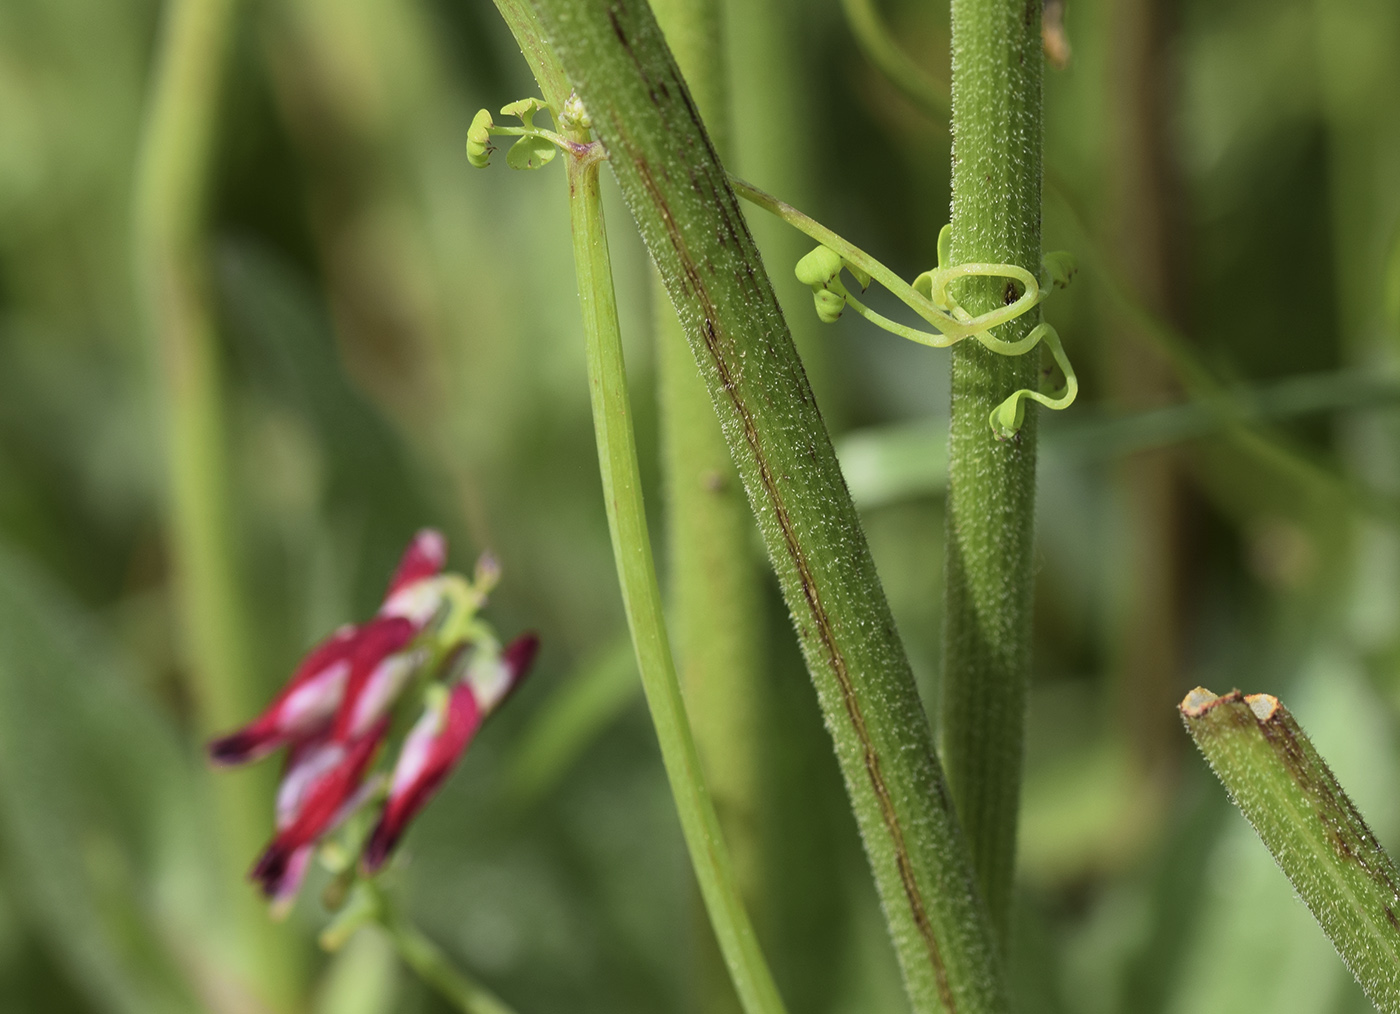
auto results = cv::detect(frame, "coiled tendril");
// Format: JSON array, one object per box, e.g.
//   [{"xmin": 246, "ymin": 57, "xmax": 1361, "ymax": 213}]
[{"xmin": 794, "ymin": 224, "xmax": 1078, "ymax": 438}]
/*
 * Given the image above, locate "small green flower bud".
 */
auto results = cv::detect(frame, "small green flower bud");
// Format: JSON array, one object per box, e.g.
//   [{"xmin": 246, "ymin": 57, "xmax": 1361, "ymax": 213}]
[
  {"xmin": 467, "ymin": 108, "xmax": 494, "ymax": 168},
  {"xmin": 812, "ymin": 288, "xmax": 847, "ymax": 323},
  {"xmin": 795, "ymin": 245, "xmax": 844, "ymax": 288},
  {"xmin": 990, "ymin": 395, "xmax": 1025, "ymax": 439},
  {"xmin": 559, "ymin": 92, "xmax": 592, "ymax": 132}
]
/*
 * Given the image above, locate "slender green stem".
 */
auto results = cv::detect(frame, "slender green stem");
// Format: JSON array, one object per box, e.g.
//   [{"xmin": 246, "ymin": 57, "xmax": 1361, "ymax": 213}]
[
  {"xmin": 1180, "ymin": 688, "xmax": 1400, "ymax": 1014},
  {"xmin": 839, "ymin": 0, "xmax": 950, "ymax": 119},
  {"xmin": 527, "ymin": 1, "xmax": 1009, "ymax": 1009},
  {"xmin": 380, "ymin": 908, "xmax": 517, "ymax": 1014},
  {"xmin": 730, "ymin": 177, "xmax": 962, "ymax": 334},
  {"xmin": 564, "ymin": 142, "xmax": 788, "ymax": 1014},
  {"xmin": 941, "ymin": 0, "xmax": 1044, "ymax": 947},
  {"xmin": 133, "ymin": 0, "xmax": 302, "ymax": 1004},
  {"xmin": 733, "ymin": 178, "xmax": 1049, "ymax": 355}
]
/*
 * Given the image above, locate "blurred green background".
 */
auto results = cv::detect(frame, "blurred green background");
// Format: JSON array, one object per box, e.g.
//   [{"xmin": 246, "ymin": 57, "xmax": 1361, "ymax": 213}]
[{"xmin": 1, "ymin": 0, "xmax": 1399, "ymax": 1011}]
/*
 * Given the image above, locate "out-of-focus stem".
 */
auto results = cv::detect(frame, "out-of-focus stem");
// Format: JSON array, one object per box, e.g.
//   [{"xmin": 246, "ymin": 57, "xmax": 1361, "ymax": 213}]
[
  {"xmin": 132, "ymin": 0, "xmax": 302, "ymax": 1005},
  {"xmin": 381, "ymin": 908, "xmax": 516, "ymax": 1014},
  {"xmin": 839, "ymin": 0, "xmax": 950, "ymax": 119},
  {"xmin": 726, "ymin": 0, "xmax": 841, "ymax": 419},
  {"xmin": 133, "ymin": 0, "xmax": 251, "ymax": 769},
  {"xmin": 941, "ymin": 0, "xmax": 1043, "ymax": 946},
  {"xmin": 653, "ymin": 0, "xmax": 769, "ymax": 946},
  {"xmin": 1181, "ymin": 687, "xmax": 1400, "ymax": 1013}
]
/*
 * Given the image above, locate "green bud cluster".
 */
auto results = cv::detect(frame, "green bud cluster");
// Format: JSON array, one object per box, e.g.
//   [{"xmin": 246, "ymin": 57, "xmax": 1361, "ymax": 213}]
[{"xmin": 465, "ymin": 94, "xmax": 597, "ymax": 172}]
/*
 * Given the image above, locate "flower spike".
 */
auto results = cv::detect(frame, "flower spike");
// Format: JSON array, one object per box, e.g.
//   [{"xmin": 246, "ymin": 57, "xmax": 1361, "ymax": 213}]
[{"xmin": 207, "ymin": 529, "xmax": 536, "ymax": 914}]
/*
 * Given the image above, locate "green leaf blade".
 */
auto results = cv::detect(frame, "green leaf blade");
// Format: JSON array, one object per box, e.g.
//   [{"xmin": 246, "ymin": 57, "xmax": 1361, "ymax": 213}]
[{"xmin": 506, "ymin": 134, "xmax": 556, "ymax": 170}]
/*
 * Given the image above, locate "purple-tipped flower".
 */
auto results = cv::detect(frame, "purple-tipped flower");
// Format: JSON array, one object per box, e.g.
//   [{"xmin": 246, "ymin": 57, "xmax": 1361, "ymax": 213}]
[
  {"xmin": 206, "ymin": 530, "xmax": 537, "ymax": 912},
  {"xmin": 208, "ymin": 531, "xmax": 446, "ymax": 765},
  {"xmin": 251, "ymin": 719, "xmax": 388, "ymax": 905},
  {"xmin": 362, "ymin": 633, "xmax": 538, "ymax": 871},
  {"xmin": 207, "ymin": 624, "xmax": 360, "ymax": 765}
]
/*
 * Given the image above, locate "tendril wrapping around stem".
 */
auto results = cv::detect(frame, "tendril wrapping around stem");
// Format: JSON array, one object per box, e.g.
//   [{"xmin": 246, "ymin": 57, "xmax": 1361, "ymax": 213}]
[{"xmin": 743, "ymin": 172, "xmax": 1079, "ymax": 437}]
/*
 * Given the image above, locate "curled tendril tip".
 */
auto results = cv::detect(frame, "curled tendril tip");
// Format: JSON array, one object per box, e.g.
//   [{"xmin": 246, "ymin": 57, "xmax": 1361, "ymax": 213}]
[{"xmin": 791, "ymin": 222, "xmax": 1079, "ymax": 437}]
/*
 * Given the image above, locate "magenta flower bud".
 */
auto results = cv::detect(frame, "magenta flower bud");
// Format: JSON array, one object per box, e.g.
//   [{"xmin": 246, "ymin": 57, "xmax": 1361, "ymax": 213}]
[
  {"xmin": 361, "ymin": 632, "xmax": 539, "ymax": 871},
  {"xmin": 379, "ymin": 529, "xmax": 449, "ymax": 626},
  {"xmin": 361, "ymin": 683, "xmax": 481, "ymax": 873},
  {"xmin": 207, "ymin": 625, "xmax": 361, "ymax": 765},
  {"xmin": 386, "ymin": 528, "xmax": 447, "ymax": 597},
  {"xmin": 250, "ymin": 719, "xmax": 389, "ymax": 900}
]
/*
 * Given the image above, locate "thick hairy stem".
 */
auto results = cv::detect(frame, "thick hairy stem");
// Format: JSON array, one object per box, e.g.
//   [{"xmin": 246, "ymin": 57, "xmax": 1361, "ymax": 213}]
[
  {"xmin": 941, "ymin": 0, "xmax": 1043, "ymax": 947},
  {"xmin": 1181, "ymin": 688, "xmax": 1400, "ymax": 1014},
  {"xmin": 132, "ymin": 0, "xmax": 302, "ymax": 1004},
  {"xmin": 528, "ymin": 1, "xmax": 1008, "ymax": 1009}
]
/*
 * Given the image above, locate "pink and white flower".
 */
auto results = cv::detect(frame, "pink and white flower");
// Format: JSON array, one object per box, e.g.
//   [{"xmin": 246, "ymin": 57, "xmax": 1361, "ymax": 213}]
[
  {"xmin": 205, "ymin": 529, "xmax": 537, "ymax": 911},
  {"xmin": 207, "ymin": 530, "xmax": 447, "ymax": 764},
  {"xmin": 362, "ymin": 633, "xmax": 538, "ymax": 871},
  {"xmin": 251, "ymin": 719, "xmax": 389, "ymax": 904}
]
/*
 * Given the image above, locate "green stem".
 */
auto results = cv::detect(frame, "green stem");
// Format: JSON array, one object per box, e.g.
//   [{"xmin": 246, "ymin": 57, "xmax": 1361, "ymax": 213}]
[
  {"xmin": 941, "ymin": 0, "xmax": 1044, "ymax": 947},
  {"xmin": 838, "ymin": 0, "xmax": 950, "ymax": 119},
  {"xmin": 133, "ymin": 0, "xmax": 301, "ymax": 1004},
  {"xmin": 1180, "ymin": 688, "xmax": 1400, "ymax": 1014},
  {"xmin": 527, "ymin": 1, "xmax": 1009, "ymax": 1009},
  {"xmin": 381, "ymin": 909, "xmax": 517, "ymax": 1014},
  {"xmin": 133, "ymin": 0, "xmax": 252, "ymax": 772},
  {"xmin": 488, "ymin": 9, "xmax": 788, "ymax": 1012},
  {"xmin": 651, "ymin": 1, "xmax": 770, "ymax": 1005},
  {"xmin": 565, "ymin": 141, "xmax": 788, "ymax": 1014}
]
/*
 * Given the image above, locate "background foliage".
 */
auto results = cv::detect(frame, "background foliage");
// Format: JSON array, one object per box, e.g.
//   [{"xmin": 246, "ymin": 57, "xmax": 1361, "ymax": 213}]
[{"xmin": 1, "ymin": 0, "xmax": 1399, "ymax": 1011}]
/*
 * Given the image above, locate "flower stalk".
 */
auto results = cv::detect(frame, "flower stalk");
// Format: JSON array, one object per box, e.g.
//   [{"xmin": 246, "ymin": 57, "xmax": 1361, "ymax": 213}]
[{"xmin": 563, "ymin": 121, "xmax": 789, "ymax": 1014}]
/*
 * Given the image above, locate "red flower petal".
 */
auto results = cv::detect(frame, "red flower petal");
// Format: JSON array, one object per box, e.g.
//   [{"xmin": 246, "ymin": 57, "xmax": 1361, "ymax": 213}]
[
  {"xmin": 251, "ymin": 719, "xmax": 388, "ymax": 897},
  {"xmin": 361, "ymin": 683, "xmax": 482, "ymax": 872},
  {"xmin": 207, "ymin": 625, "xmax": 359, "ymax": 766},
  {"xmin": 329, "ymin": 615, "xmax": 418, "ymax": 742},
  {"xmin": 385, "ymin": 529, "xmax": 447, "ymax": 598}
]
